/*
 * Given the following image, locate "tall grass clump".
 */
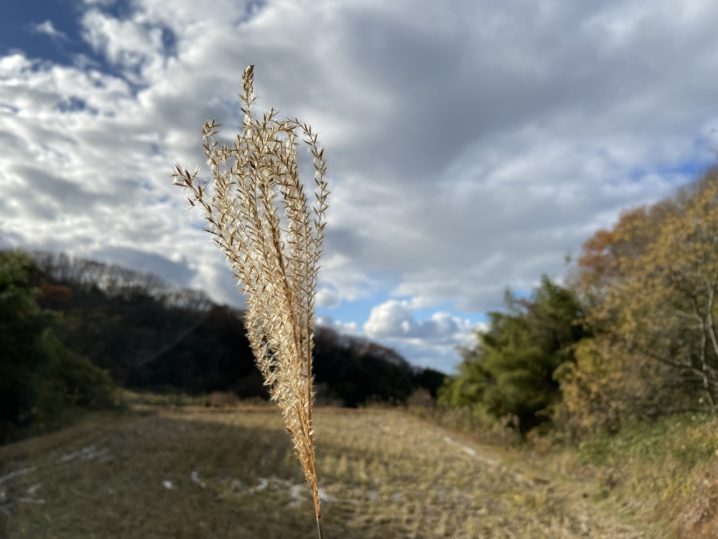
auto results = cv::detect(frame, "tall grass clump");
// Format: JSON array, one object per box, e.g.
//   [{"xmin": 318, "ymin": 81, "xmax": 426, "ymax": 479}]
[{"xmin": 172, "ymin": 65, "xmax": 328, "ymax": 537}]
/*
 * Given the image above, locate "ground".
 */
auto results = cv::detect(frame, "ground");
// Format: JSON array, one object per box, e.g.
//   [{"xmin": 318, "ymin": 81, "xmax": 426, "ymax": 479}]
[{"xmin": 0, "ymin": 405, "xmax": 646, "ymax": 538}]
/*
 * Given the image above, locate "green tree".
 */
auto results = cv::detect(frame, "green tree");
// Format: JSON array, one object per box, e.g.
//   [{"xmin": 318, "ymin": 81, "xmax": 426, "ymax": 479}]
[
  {"xmin": 0, "ymin": 251, "xmax": 53, "ymax": 438},
  {"xmin": 441, "ymin": 276, "xmax": 587, "ymax": 434},
  {"xmin": 0, "ymin": 250, "xmax": 115, "ymax": 441}
]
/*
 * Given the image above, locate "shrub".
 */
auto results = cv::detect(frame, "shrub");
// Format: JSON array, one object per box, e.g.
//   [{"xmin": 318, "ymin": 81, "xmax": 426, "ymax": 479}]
[{"xmin": 0, "ymin": 250, "xmax": 116, "ymax": 441}]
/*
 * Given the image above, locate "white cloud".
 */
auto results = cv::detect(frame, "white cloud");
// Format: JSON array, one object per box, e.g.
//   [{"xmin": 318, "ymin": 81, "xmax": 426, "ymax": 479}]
[
  {"xmin": 318, "ymin": 253, "xmax": 382, "ymax": 305},
  {"xmin": 81, "ymin": 8, "xmax": 171, "ymax": 83},
  {"xmin": 31, "ymin": 20, "xmax": 68, "ymax": 40},
  {"xmin": 316, "ymin": 316, "xmax": 358, "ymax": 335},
  {"xmin": 364, "ymin": 300, "xmax": 480, "ymax": 371},
  {"xmin": 364, "ymin": 300, "xmax": 478, "ymax": 344}
]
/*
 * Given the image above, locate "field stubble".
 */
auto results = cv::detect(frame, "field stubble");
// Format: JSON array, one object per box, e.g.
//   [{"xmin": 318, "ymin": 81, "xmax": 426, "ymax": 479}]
[{"xmin": 0, "ymin": 405, "xmax": 643, "ymax": 538}]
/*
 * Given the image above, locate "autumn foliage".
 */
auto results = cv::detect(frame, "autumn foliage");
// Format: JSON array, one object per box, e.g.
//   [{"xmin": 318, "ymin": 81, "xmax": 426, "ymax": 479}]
[
  {"xmin": 560, "ymin": 169, "xmax": 718, "ymax": 434},
  {"xmin": 444, "ymin": 167, "xmax": 718, "ymax": 437}
]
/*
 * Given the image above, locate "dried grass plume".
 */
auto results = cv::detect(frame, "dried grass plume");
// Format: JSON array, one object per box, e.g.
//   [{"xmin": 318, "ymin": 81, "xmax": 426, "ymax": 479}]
[{"xmin": 172, "ymin": 64, "xmax": 328, "ymax": 537}]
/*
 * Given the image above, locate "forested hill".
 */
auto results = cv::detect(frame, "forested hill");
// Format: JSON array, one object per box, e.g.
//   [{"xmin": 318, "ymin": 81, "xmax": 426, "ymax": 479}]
[{"xmin": 27, "ymin": 251, "xmax": 445, "ymax": 406}]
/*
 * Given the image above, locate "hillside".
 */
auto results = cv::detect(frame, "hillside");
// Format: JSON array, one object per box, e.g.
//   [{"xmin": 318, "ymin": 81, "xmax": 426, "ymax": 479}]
[
  {"xmin": 27, "ymin": 251, "xmax": 444, "ymax": 406},
  {"xmin": 0, "ymin": 403, "xmax": 643, "ymax": 538}
]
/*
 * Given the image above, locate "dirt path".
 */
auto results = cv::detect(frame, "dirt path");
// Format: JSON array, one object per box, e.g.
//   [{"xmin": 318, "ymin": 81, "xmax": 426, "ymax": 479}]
[
  {"xmin": 334, "ymin": 409, "xmax": 646, "ymax": 538},
  {"xmin": 0, "ymin": 406, "xmax": 646, "ymax": 538},
  {"xmin": 407, "ymin": 417, "xmax": 647, "ymax": 538}
]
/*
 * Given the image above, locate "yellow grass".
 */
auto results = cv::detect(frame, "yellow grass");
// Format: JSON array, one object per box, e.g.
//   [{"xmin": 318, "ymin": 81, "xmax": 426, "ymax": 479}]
[
  {"xmin": 532, "ymin": 412, "xmax": 718, "ymax": 539},
  {"xmin": 1, "ymin": 405, "xmax": 644, "ymax": 538}
]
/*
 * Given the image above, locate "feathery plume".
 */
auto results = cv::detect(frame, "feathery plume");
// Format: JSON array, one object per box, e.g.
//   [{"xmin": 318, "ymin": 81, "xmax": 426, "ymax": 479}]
[{"xmin": 172, "ymin": 64, "xmax": 328, "ymax": 538}]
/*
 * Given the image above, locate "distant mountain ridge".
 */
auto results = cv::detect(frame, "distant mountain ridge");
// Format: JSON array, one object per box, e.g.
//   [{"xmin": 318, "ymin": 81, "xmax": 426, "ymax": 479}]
[{"xmin": 27, "ymin": 251, "xmax": 445, "ymax": 406}]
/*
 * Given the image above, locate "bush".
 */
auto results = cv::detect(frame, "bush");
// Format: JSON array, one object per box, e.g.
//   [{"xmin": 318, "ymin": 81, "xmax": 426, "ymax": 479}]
[
  {"xmin": 553, "ymin": 337, "xmax": 693, "ymax": 438},
  {"xmin": 0, "ymin": 250, "xmax": 116, "ymax": 441},
  {"xmin": 37, "ymin": 334, "xmax": 116, "ymax": 419}
]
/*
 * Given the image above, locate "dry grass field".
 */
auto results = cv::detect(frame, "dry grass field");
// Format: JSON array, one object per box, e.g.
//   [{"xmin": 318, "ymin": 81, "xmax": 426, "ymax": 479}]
[{"xmin": 0, "ymin": 404, "xmax": 645, "ymax": 538}]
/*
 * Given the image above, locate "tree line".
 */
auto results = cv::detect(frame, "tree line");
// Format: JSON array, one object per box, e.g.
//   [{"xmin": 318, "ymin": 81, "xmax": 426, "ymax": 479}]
[
  {"xmin": 440, "ymin": 167, "xmax": 718, "ymax": 437},
  {"xmin": 0, "ymin": 249, "xmax": 445, "ymax": 442}
]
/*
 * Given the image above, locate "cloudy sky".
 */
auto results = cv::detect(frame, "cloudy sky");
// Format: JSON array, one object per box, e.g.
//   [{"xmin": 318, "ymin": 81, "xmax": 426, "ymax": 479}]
[{"xmin": 2, "ymin": 0, "xmax": 717, "ymax": 372}]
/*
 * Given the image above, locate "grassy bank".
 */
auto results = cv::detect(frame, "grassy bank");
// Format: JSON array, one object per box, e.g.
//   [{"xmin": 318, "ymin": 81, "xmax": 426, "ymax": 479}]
[{"xmin": 532, "ymin": 412, "xmax": 718, "ymax": 539}]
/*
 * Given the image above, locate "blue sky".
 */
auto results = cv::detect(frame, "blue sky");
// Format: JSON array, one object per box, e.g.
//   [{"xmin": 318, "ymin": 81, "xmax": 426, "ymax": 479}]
[
  {"xmin": 2, "ymin": 1, "xmax": 81, "ymax": 62},
  {"xmin": 2, "ymin": 0, "xmax": 717, "ymax": 371}
]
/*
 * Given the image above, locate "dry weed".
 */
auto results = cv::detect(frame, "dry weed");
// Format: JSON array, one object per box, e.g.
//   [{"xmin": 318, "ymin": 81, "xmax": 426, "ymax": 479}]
[{"xmin": 173, "ymin": 64, "xmax": 328, "ymax": 537}]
